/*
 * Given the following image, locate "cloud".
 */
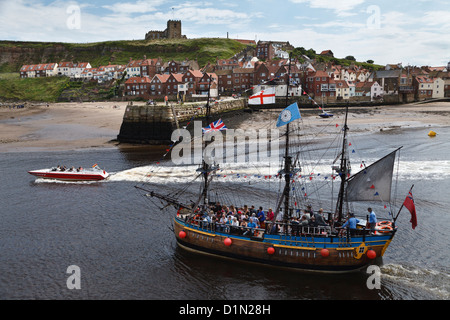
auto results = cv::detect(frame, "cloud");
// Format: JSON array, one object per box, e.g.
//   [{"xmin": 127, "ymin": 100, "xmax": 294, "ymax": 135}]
[
  {"xmin": 102, "ymin": 0, "xmax": 165, "ymax": 14},
  {"xmin": 290, "ymin": 0, "xmax": 366, "ymax": 17}
]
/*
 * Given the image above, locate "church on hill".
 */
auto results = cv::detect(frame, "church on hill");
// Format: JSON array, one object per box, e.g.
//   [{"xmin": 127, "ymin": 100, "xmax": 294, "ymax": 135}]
[{"xmin": 145, "ymin": 20, "xmax": 187, "ymax": 40}]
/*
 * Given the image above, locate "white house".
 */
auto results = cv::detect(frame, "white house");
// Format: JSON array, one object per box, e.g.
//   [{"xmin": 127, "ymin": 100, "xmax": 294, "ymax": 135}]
[
  {"xmin": 371, "ymin": 81, "xmax": 383, "ymax": 99},
  {"xmin": 355, "ymin": 81, "xmax": 383, "ymax": 101},
  {"xmin": 252, "ymin": 84, "xmax": 302, "ymax": 97},
  {"xmin": 71, "ymin": 62, "xmax": 91, "ymax": 78},
  {"xmin": 335, "ymin": 80, "xmax": 350, "ymax": 99},
  {"xmin": 44, "ymin": 63, "xmax": 58, "ymax": 77},
  {"xmin": 432, "ymin": 77, "xmax": 445, "ymax": 98},
  {"xmin": 58, "ymin": 62, "xmax": 73, "ymax": 77},
  {"xmin": 20, "ymin": 63, "xmax": 58, "ymax": 78},
  {"xmin": 80, "ymin": 68, "xmax": 96, "ymax": 80},
  {"xmin": 125, "ymin": 60, "xmax": 143, "ymax": 79},
  {"xmin": 347, "ymin": 81, "xmax": 356, "ymax": 97}
]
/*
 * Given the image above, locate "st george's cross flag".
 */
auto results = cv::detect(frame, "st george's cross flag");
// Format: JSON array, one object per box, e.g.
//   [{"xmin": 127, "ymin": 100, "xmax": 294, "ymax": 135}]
[
  {"xmin": 276, "ymin": 102, "xmax": 301, "ymax": 127},
  {"xmin": 403, "ymin": 190, "xmax": 417, "ymax": 229},
  {"xmin": 202, "ymin": 118, "xmax": 227, "ymax": 133},
  {"xmin": 248, "ymin": 87, "xmax": 276, "ymax": 105}
]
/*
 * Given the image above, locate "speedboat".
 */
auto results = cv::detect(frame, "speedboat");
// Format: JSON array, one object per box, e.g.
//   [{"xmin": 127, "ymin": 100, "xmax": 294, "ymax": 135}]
[{"xmin": 28, "ymin": 164, "xmax": 109, "ymax": 181}]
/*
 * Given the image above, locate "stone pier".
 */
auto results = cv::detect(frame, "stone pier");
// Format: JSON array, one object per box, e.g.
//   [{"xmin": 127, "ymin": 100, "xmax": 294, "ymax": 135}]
[{"xmin": 117, "ymin": 98, "xmax": 247, "ymax": 144}]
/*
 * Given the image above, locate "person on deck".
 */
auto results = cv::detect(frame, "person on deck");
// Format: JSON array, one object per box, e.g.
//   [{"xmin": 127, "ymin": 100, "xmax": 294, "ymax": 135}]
[
  {"xmin": 367, "ymin": 207, "xmax": 377, "ymax": 234},
  {"xmin": 313, "ymin": 208, "xmax": 328, "ymax": 227},
  {"xmin": 244, "ymin": 219, "xmax": 257, "ymax": 236},
  {"xmin": 266, "ymin": 208, "xmax": 274, "ymax": 223},
  {"xmin": 257, "ymin": 208, "xmax": 266, "ymax": 229},
  {"xmin": 341, "ymin": 213, "xmax": 360, "ymax": 236}
]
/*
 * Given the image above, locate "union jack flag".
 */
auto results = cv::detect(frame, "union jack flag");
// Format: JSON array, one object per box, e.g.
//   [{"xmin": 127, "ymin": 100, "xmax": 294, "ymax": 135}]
[{"xmin": 202, "ymin": 118, "xmax": 227, "ymax": 133}]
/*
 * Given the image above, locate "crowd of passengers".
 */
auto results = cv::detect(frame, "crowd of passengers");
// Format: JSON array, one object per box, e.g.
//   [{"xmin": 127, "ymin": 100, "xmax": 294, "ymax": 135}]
[
  {"xmin": 51, "ymin": 165, "xmax": 83, "ymax": 172},
  {"xmin": 189, "ymin": 203, "xmax": 334, "ymax": 236}
]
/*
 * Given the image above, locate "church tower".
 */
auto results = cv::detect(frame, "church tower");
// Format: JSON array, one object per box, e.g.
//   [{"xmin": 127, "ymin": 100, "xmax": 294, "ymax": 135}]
[{"xmin": 167, "ymin": 20, "xmax": 182, "ymax": 39}]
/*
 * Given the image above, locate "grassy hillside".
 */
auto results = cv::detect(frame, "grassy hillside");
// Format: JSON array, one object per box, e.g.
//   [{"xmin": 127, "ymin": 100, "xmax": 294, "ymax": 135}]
[
  {"xmin": 0, "ymin": 74, "xmax": 70, "ymax": 102},
  {"xmin": 0, "ymin": 38, "xmax": 248, "ymax": 72},
  {"xmin": 0, "ymin": 38, "xmax": 247, "ymax": 101}
]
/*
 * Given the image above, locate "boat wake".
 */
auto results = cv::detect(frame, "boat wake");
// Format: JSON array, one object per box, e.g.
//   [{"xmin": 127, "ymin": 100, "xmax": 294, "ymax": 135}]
[
  {"xmin": 381, "ymin": 263, "xmax": 450, "ymax": 300},
  {"xmin": 105, "ymin": 159, "xmax": 450, "ymax": 184}
]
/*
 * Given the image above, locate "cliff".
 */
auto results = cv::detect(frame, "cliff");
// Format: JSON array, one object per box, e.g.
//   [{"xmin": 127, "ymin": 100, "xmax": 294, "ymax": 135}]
[{"xmin": 0, "ymin": 38, "xmax": 248, "ymax": 72}]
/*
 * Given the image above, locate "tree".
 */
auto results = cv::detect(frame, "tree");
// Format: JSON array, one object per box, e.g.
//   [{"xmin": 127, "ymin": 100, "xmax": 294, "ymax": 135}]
[
  {"xmin": 345, "ymin": 55, "xmax": 356, "ymax": 61},
  {"xmin": 366, "ymin": 59, "xmax": 374, "ymax": 64}
]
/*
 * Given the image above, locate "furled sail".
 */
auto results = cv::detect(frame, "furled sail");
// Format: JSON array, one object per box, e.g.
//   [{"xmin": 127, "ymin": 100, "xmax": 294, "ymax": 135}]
[{"xmin": 346, "ymin": 149, "xmax": 399, "ymax": 202}]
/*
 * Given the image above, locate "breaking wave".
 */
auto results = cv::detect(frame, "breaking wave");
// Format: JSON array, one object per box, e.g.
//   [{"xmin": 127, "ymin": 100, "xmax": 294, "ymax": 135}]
[
  {"xmin": 381, "ymin": 263, "xmax": 450, "ymax": 300},
  {"xmin": 106, "ymin": 159, "xmax": 450, "ymax": 184}
]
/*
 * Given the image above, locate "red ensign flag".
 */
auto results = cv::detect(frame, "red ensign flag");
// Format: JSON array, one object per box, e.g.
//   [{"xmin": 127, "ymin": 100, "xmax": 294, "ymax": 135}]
[{"xmin": 403, "ymin": 191, "xmax": 417, "ymax": 229}]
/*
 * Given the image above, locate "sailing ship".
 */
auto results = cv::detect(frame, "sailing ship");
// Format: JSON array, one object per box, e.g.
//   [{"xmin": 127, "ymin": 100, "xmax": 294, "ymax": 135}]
[{"xmin": 137, "ymin": 58, "xmax": 413, "ymax": 273}]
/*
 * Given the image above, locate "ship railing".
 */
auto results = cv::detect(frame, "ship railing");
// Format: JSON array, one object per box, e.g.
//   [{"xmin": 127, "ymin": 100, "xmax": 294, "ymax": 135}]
[
  {"xmin": 187, "ymin": 218, "xmax": 265, "ymax": 239},
  {"xmin": 266, "ymin": 221, "xmax": 331, "ymax": 237},
  {"xmin": 266, "ymin": 220, "xmax": 394, "ymax": 238}
]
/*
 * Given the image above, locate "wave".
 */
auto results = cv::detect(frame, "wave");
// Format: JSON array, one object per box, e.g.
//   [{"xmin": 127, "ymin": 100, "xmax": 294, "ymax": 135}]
[
  {"xmin": 381, "ymin": 263, "xmax": 450, "ymax": 300},
  {"xmin": 106, "ymin": 159, "xmax": 450, "ymax": 184}
]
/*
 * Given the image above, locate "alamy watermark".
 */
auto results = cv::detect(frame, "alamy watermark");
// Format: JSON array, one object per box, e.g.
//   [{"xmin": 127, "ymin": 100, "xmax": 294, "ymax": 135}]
[
  {"xmin": 66, "ymin": 4, "xmax": 81, "ymax": 30},
  {"xmin": 366, "ymin": 265, "xmax": 381, "ymax": 290},
  {"xmin": 171, "ymin": 121, "xmax": 280, "ymax": 165},
  {"xmin": 366, "ymin": 5, "xmax": 381, "ymax": 30},
  {"xmin": 66, "ymin": 265, "xmax": 81, "ymax": 290}
]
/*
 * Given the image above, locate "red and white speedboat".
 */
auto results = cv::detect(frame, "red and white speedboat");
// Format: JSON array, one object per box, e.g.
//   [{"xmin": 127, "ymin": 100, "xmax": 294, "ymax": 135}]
[{"xmin": 28, "ymin": 164, "xmax": 109, "ymax": 181}]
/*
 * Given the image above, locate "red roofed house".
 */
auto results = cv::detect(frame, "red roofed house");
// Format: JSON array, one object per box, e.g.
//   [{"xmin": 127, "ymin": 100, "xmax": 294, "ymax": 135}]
[
  {"xmin": 216, "ymin": 58, "xmax": 241, "ymax": 71},
  {"xmin": 320, "ymin": 50, "xmax": 334, "ymax": 57},
  {"xmin": 304, "ymin": 70, "xmax": 333, "ymax": 98},
  {"xmin": 20, "ymin": 63, "xmax": 58, "ymax": 78},
  {"xmin": 166, "ymin": 73, "xmax": 184, "ymax": 96},
  {"xmin": 58, "ymin": 62, "xmax": 74, "ymax": 77},
  {"xmin": 125, "ymin": 77, "xmax": 152, "ymax": 99},
  {"xmin": 197, "ymin": 72, "xmax": 218, "ymax": 97},
  {"xmin": 232, "ymin": 68, "xmax": 254, "ymax": 93},
  {"xmin": 414, "ymin": 75, "xmax": 433, "ymax": 100},
  {"xmin": 254, "ymin": 61, "xmax": 280, "ymax": 85},
  {"xmin": 71, "ymin": 62, "xmax": 91, "ymax": 78},
  {"xmin": 216, "ymin": 69, "xmax": 233, "ymax": 94},
  {"xmin": 182, "ymin": 70, "xmax": 204, "ymax": 96},
  {"xmin": 150, "ymin": 74, "xmax": 170, "ymax": 96},
  {"xmin": 335, "ymin": 80, "xmax": 350, "ymax": 99},
  {"xmin": 80, "ymin": 68, "xmax": 97, "ymax": 80}
]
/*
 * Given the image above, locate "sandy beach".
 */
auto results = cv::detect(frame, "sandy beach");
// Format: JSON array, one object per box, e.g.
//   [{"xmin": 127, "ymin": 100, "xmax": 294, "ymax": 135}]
[
  {"xmin": 0, "ymin": 101, "xmax": 129, "ymax": 152},
  {"xmin": 0, "ymin": 100, "xmax": 449, "ymax": 152}
]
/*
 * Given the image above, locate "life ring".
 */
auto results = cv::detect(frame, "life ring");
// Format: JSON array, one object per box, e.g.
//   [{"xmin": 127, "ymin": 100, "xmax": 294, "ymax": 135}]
[
  {"xmin": 377, "ymin": 221, "xmax": 392, "ymax": 227},
  {"xmin": 377, "ymin": 225, "xmax": 393, "ymax": 234}
]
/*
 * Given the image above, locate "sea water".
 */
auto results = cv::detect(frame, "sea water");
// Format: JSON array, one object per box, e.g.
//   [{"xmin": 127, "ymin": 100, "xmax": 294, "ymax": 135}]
[{"xmin": 0, "ymin": 123, "xmax": 449, "ymax": 300}]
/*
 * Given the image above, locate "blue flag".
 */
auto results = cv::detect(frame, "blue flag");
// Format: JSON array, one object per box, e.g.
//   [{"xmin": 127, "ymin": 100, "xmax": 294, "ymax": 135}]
[{"xmin": 276, "ymin": 102, "xmax": 301, "ymax": 127}]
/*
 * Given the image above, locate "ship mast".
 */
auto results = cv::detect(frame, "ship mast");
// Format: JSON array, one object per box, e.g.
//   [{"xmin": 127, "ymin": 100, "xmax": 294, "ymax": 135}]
[
  {"xmin": 200, "ymin": 71, "xmax": 214, "ymax": 207},
  {"xmin": 282, "ymin": 54, "xmax": 293, "ymax": 222},
  {"xmin": 335, "ymin": 105, "xmax": 350, "ymax": 222}
]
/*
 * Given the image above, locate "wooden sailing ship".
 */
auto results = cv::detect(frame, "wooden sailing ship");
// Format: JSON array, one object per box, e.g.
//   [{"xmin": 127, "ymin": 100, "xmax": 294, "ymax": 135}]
[{"xmin": 138, "ymin": 58, "xmax": 411, "ymax": 273}]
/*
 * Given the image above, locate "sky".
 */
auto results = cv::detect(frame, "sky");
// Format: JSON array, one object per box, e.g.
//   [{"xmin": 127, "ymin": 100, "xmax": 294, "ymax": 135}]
[{"xmin": 0, "ymin": 0, "xmax": 449, "ymax": 67}]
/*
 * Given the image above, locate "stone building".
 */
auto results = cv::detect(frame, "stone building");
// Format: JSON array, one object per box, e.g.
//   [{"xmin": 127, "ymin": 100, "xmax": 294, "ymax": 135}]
[{"xmin": 145, "ymin": 20, "xmax": 186, "ymax": 40}]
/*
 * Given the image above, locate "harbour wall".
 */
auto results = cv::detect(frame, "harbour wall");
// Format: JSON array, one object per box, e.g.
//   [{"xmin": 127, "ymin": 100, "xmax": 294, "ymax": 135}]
[{"xmin": 117, "ymin": 98, "xmax": 247, "ymax": 144}]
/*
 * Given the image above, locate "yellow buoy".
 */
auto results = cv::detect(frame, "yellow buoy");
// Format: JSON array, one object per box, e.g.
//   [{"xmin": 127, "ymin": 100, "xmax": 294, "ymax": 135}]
[{"xmin": 428, "ymin": 130, "xmax": 437, "ymax": 137}]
